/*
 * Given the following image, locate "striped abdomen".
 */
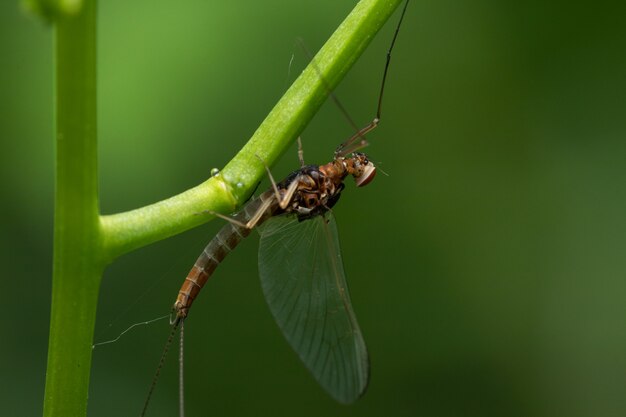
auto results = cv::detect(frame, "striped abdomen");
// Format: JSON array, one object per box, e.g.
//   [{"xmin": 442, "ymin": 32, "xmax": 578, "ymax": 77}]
[{"xmin": 173, "ymin": 190, "xmax": 278, "ymax": 322}]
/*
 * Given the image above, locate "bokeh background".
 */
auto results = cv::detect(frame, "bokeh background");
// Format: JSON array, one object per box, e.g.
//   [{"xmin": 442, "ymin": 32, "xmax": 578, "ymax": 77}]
[{"xmin": 2, "ymin": 0, "xmax": 626, "ymax": 416}]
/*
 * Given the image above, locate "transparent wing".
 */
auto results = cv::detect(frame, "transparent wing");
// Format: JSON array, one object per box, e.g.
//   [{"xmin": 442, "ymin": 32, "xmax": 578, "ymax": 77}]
[{"xmin": 258, "ymin": 213, "xmax": 369, "ymax": 404}]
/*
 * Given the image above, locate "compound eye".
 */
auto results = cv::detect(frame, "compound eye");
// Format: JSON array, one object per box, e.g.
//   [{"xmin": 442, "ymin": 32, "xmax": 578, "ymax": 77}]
[
  {"xmin": 353, "ymin": 152, "xmax": 368, "ymax": 165},
  {"xmin": 354, "ymin": 162, "xmax": 376, "ymax": 187}
]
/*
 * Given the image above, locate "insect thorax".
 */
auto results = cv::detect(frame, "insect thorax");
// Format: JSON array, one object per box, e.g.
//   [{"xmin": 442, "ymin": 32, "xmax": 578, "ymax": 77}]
[{"xmin": 279, "ymin": 165, "xmax": 346, "ymax": 221}]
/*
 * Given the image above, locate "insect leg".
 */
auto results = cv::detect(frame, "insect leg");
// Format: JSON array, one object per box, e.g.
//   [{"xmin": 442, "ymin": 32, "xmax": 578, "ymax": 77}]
[
  {"xmin": 255, "ymin": 154, "xmax": 300, "ymax": 210},
  {"xmin": 205, "ymin": 196, "xmax": 275, "ymax": 230},
  {"xmin": 297, "ymin": 137, "xmax": 305, "ymax": 167}
]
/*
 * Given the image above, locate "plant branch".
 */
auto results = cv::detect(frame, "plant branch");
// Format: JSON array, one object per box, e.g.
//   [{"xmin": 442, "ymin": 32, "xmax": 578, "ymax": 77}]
[{"xmin": 100, "ymin": 0, "xmax": 405, "ymax": 262}]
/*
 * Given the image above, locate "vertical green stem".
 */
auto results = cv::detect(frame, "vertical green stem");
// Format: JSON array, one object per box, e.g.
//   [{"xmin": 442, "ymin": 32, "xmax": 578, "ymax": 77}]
[{"xmin": 43, "ymin": 1, "xmax": 102, "ymax": 417}]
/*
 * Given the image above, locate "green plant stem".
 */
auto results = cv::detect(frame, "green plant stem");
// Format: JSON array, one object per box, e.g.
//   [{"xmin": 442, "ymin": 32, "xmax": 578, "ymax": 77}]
[
  {"xmin": 43, "ymin": 1, "xmax": 100, "ymax": 417},
  {"xmin": 43, "ymin": 0, "xmax": 404, "ymax": 416},
  {"xmin": 101, "ymin": 0, "xmax": 404, "ymax": 261}
]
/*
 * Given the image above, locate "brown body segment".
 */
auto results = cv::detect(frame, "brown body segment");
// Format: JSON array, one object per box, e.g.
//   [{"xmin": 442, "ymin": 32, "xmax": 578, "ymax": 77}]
[{"xmin": 173, "ymin": 189, "xmax": 278, "ymax": 320}]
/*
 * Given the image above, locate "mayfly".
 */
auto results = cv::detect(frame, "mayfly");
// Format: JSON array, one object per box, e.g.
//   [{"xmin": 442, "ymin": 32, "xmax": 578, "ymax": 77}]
[{"xmin": 142, "ymin": 0, "xmax": 409, "ymax": 413}]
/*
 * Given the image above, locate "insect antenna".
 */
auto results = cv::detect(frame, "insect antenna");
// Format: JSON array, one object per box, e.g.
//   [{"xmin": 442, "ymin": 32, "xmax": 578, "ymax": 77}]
[{"xmin": 140, "ymin": 320, "xmax": 181, "ymax": 417}]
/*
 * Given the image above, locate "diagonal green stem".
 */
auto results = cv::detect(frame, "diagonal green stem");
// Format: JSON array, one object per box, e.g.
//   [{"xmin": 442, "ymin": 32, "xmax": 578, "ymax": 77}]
[
  {"xmin": 100, "ymin": 0, "xmax": 405, "ymax": 261},
  {"xmin": 42, "ymin": 0, "xmax": 404, "ymax": 416}
]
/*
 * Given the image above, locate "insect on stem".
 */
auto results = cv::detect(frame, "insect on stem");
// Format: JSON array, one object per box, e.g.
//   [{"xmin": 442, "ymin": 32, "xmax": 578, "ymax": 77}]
[{"xmin": 141, "ymin": 0, "xmax": 410, "ymax": 413}]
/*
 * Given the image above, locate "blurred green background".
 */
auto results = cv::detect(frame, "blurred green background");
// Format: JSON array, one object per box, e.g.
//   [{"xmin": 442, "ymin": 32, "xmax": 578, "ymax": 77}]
[{"xmin": 2, "ymin": 0, "xmax": 626, "ymax": 416}]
